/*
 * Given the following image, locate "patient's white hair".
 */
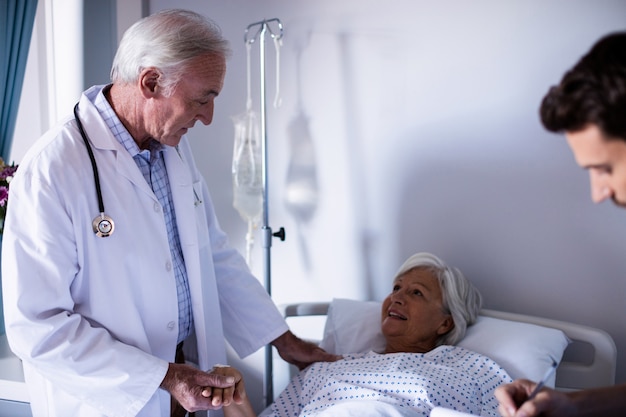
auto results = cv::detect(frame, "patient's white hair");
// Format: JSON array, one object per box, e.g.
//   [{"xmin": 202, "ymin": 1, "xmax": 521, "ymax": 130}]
[
  {"xmin": 110, "ymin": 9, "xmax": 231, "ymax": 96},
  {"xmin": 393, "ymin": 252, "xmax": 482, "ymax": 346}
]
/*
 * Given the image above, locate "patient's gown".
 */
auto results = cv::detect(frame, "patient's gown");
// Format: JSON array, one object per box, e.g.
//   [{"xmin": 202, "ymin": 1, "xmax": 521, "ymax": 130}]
[{"xmin": 263, "ymin": 345, "xmax": 511, "ymax": 417}]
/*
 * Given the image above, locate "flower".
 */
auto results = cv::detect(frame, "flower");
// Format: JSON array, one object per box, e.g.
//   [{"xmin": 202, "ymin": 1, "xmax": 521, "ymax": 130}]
[{"xmin": 0, "ymin": 157, "xmax": 18, "ymax": 234}]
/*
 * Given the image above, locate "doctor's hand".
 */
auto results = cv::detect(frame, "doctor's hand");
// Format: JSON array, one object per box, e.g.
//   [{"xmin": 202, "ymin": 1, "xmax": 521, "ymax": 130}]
[
  {"xmin": 272, "ymin": 330, "xmax": 342, "ymax": 370},
  {"xmin": 495, "ymin": 379, "xmax": 575, "ymax": 417},
  {"xmin": 160, "ymin": 362, "xmax": 236, "ymax": 413}
]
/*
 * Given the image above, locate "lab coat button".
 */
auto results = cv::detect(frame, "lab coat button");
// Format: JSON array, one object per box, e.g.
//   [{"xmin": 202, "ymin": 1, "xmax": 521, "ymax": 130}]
[
  {"xmin": 153, "ymin": 202, "xmax": 160, "ymax": 212},
  {"xmin": 166, "ymin": 261, "xmax": 172, "ymax": 271},
  {"xmin": 167, "ymin": 321, "xmax": 175, "ymax": 330}
]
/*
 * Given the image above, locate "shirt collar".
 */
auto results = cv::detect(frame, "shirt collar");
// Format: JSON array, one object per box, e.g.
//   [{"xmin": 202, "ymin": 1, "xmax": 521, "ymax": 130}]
[{"xmin": 92, "ymin": 84, "xmax": 164, "ymax": 160}]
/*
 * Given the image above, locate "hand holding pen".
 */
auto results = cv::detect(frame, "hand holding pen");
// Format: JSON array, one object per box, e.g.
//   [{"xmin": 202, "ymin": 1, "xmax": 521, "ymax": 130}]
[
  {"xmin": 526, "ymin": 360, "xmax": 558, "ymax": 401},
  {"xmin": 495, "ymin": 360, "xmax": 564, "ymax": 417}
]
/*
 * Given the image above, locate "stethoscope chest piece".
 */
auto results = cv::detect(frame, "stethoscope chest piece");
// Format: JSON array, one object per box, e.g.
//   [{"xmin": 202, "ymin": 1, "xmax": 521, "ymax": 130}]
[{"xmin": 93, "ymin": 213, "xmax": 115, "ymax": 237}]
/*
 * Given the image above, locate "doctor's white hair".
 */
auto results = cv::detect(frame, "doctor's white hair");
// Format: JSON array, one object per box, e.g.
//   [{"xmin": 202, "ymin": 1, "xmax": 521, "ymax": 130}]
[
  {"xmin": 393, "ymin": 252, "xmax": 482, "ymax": 347},
  {"xmin": 110, "ymin": 9, "xmax": 231, "ymax": 96}
]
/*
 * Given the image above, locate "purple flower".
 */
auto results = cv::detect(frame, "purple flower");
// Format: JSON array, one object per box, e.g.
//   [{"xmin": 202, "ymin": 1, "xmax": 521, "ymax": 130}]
[
  {"xmin": 1, "ymin": 165, "xmax": 17, "ymax": 179},
  {"xmin": 0, "ymin": 186, "xmax": 8, "ymax": 207},
  {"xmin": 0, "ymin": 158, "xmax": 18, "ymax": 233}
]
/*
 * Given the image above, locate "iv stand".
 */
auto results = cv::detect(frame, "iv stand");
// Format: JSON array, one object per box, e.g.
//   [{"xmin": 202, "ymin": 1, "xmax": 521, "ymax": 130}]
[{"xmin": 244, "ymin": 18, "xmax": 286, "ymax": 407}]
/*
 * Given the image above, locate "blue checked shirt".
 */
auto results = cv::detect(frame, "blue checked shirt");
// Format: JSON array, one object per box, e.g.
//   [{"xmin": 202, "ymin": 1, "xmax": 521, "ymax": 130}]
[{"xmin": 93, "ymin": 88, "xmax": 193, "ymax": 344}]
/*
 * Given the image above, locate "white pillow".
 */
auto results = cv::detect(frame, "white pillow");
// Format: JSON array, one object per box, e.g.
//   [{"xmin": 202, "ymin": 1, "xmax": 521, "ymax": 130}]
[{"xmin": 319, "ymin": 298, "xmax": 570, "ymax": 388}]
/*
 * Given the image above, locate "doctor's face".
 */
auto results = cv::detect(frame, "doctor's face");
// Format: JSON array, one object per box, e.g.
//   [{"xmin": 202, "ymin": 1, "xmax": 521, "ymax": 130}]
[
  {"xmin": 146, "ymin": 53, "xmax": 226, "ymax": 148},
  {"xmin": 381, "ymin": 267, "xmax": 452, "ymax": 354},
  {"xmin": 566, "ymin": 124, "xmax": 626, "ymax": 208}
]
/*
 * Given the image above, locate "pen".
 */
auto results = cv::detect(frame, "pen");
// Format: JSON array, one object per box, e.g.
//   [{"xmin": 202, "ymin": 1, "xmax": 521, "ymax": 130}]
[{"xmin": 527, "ymin": 360, "xmax": 558, "ymax": 401}]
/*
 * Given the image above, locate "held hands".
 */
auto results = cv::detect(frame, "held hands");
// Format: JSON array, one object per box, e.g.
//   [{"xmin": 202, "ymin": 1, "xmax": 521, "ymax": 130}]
[
  {"xmin": 207, "ymin": 365, "xmax": 247, "ymax": 408},
  {"xmin": 272, "ymin": 330, "xmax": 342, "ymax": 370},
  {"xmin": 495, "ymin": 379, "xmax": 575, "ymax": 417},
  {"xmin": 161, "ymin": 362, "xmax": 245, "ymax": 413}
]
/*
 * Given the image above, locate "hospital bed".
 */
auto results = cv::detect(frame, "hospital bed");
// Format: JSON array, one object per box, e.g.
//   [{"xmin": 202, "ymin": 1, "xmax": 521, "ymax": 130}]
[{"xmin": 274, "ymin": 298, "xmax": 616, "ymax": 415}]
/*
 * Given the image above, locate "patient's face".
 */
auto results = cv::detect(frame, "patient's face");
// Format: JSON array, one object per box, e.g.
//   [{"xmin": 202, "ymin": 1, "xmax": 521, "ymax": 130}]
[
  {"xmin": 566, "ymin": 124, "xmax": 626, "ymax": 208},
  {"xmin": 381, "ymin": 267, "xmax": 452, "ymax": 354}
]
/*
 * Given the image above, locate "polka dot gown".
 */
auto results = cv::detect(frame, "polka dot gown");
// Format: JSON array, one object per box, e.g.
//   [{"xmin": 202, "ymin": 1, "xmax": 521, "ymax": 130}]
[{"xmin": 268, "ymin": 346, "xmax": 511, "ymax": 417}]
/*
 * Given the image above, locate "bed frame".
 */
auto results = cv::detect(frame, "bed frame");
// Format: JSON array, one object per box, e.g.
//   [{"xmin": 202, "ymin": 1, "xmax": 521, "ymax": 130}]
[{"xmin": 282, "ymin": 302, "xmax": 617, "ymax": 392}]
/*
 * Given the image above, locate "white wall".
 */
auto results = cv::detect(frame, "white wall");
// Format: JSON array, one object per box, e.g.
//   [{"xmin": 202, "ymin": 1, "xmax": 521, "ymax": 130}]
[{"xmin": 146, "ymin": 0, "xmax": 626, "ymax": 407}]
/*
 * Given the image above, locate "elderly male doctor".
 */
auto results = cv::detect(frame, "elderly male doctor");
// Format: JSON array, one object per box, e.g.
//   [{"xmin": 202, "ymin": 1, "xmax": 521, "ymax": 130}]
[{"xmin": 1, "ymin": 9, "xmax": 337, "ymax": 417}]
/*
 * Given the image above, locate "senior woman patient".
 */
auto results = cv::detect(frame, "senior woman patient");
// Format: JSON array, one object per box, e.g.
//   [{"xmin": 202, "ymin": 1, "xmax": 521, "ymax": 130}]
[{"xmin": 213, "ymin": 252, "xmax": 512, "ymax": 417}]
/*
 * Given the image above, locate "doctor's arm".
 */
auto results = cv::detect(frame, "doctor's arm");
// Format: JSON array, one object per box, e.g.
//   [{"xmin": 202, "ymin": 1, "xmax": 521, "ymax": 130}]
[
  {"xmin": 272, "ymin": 330, "xmax": 341, "ymax": 370},
  {"xmin": 197, "ymin": 177, "xmax": 340, "ymax": 369}
]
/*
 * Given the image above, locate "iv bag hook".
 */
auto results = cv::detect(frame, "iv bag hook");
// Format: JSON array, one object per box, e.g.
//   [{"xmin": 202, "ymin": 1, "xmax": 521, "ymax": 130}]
[{"xmin": 244, "ymin": 18, "xmax": 283, "ymax": 45}]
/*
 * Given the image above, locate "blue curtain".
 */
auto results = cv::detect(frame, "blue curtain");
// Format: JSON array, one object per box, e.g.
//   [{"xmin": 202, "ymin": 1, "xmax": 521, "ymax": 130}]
[{"xmin": 1, "ymin": 0, "xmax": 38, "ymax": 162}]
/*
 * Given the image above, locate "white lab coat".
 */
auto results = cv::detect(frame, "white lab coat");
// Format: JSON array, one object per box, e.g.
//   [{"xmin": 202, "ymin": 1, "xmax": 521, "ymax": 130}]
[{"xmin": 1, "ymin": 86, "xmax": 288, "ymax": 417}]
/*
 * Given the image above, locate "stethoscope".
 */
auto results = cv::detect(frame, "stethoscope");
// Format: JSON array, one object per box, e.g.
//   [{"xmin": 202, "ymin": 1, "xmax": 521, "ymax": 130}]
[{"xmin": 73, "ymin": 103, "xmax": 115, "ymax": 238}]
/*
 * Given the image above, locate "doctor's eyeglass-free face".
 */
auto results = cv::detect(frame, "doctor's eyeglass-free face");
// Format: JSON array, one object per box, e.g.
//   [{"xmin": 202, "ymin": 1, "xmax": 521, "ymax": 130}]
[{"xmin": 133, "ymin": 53, "xmax": 227, "ymax": 150}]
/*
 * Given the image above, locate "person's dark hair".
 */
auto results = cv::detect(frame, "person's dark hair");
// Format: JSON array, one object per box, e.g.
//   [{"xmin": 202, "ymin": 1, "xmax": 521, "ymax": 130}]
[{"xmin": 540, "ymin": 32, "xmax": 626, "ymax": 142}]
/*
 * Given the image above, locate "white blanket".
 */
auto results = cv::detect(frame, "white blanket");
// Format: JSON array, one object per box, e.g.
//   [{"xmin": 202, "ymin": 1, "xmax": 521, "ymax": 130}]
[{"xmin": 262, "ymin": 346, "xmax": 511, "ymax": 417}]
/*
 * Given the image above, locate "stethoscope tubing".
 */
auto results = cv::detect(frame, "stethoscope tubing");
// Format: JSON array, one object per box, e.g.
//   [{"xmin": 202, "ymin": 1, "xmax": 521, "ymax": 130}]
[
  {"xmin": 74, "ymin": 103, "xmax": 106, "ymax": 214},
  {"xmin": 73, "ymin": 103, "xmax": 115, "ymax": 237}
]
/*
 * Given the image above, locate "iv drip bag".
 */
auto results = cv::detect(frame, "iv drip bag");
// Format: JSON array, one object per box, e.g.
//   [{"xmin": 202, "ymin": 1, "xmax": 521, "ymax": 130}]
[
  {"xmin": 233, "ymin": 19, "xmax": 282, "ymax": 266},
  {"xmin": 232, "ymin": 110, "xmax": 263, "ymax": 224}
]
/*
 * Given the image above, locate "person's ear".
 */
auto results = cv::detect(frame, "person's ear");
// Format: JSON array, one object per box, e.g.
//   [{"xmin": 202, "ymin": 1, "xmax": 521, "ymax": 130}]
[
  {"xmin": 139, "ymin": 68, "xmax": 161, "ymax": 97},
  {"xmin": 437, "ymin": 315, "xmax": 454, "ymax": 336}
]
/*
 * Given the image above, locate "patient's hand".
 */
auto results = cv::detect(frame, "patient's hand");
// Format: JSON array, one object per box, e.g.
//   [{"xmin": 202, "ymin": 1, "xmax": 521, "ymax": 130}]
[
  {"xmin": 272, "ymin": 330, "xmax": 342, "ymax": 370},
  {"xmin": 204, "ymin": 365, "xmax": 245, "ymax": 407},
  {"xmin": 208, "ymin": 365, "xmax": 256, "ymax": 417},
  {"xmin": 160, "ymin": 362, "xmax": 236, "ymax": 413}
]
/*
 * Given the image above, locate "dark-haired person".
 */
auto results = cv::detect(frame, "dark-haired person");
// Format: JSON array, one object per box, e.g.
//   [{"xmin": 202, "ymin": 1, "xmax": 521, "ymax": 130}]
[{"xmin": 495, "ymin": 31, "xmax": 626, "ymax": 417}]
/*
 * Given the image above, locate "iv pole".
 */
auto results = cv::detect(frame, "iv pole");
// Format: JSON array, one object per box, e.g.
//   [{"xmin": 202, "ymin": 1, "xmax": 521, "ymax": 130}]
[{"xmin": 244, "ymin": 18, "xmax": 285, "ymax": 407}]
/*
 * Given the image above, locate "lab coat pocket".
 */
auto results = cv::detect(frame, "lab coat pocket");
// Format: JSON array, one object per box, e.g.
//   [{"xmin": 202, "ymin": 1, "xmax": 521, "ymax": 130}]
[{"xmin": 193, "ymin": 180, "xmax": 210, "ymax": 248}]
